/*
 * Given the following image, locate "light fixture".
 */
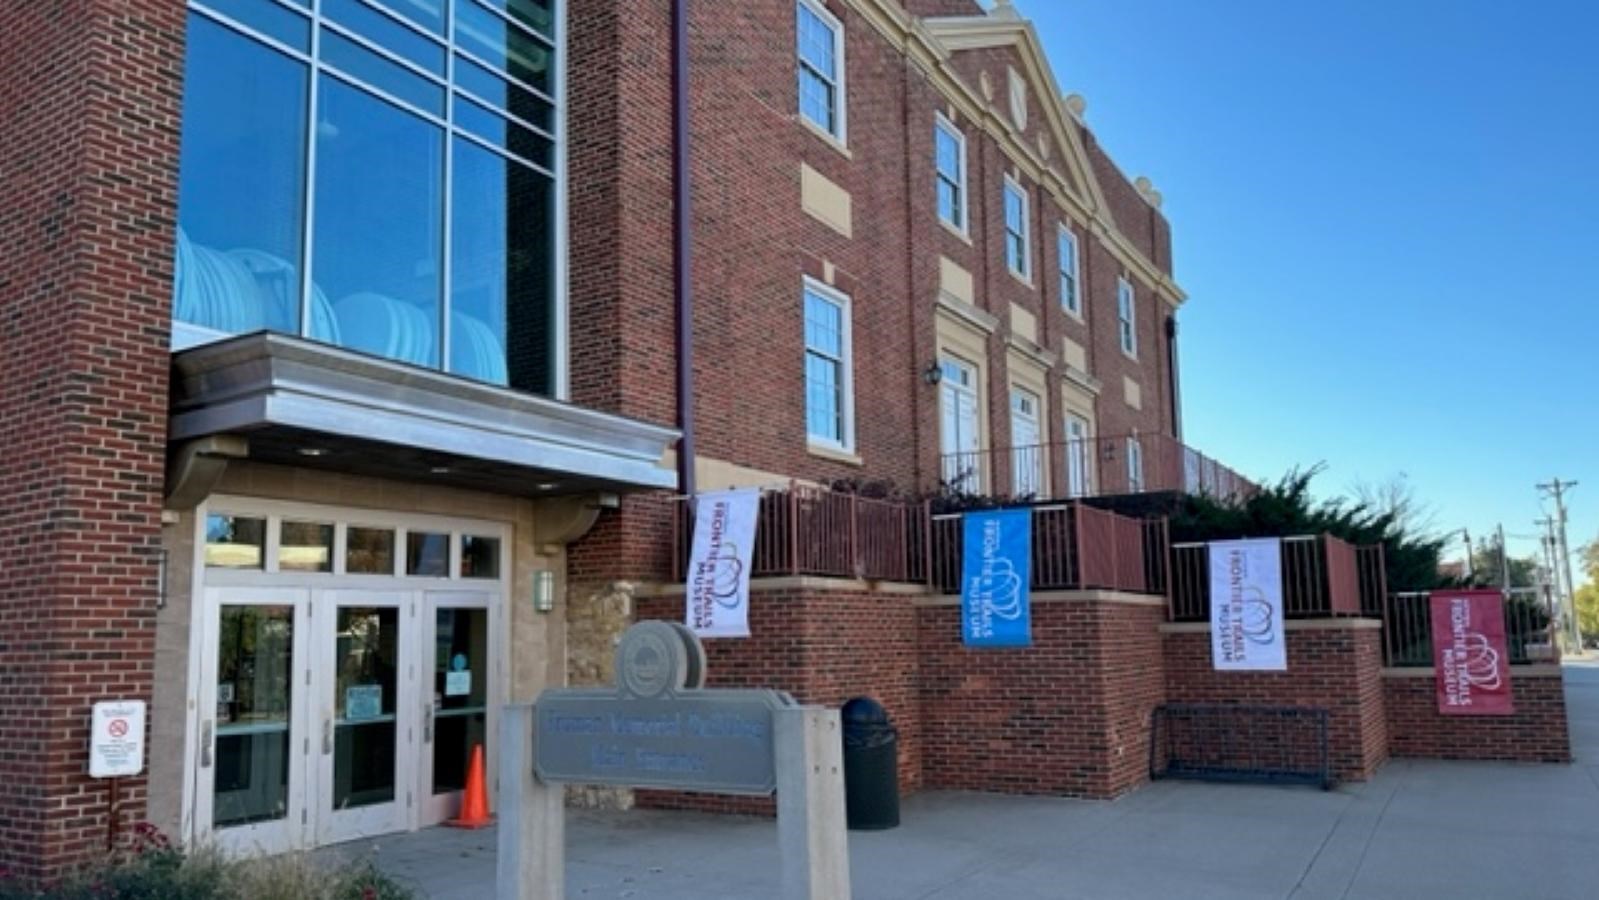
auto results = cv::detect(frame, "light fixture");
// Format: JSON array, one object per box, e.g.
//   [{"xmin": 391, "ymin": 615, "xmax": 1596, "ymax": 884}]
[
  {"xmin": 429, "ymin": 465, "xmax": 451, "ymax": 475},
  {"xmin": 536, "ymin": 482, "xmax": 559, "ymax": 492},
  {"xmin": 532, "ymin": 570, "xmax": 556, "ymax": 613},
  {"xmin": 922, "ymin": 363, "xmax": 944, "ymax": 386},
  {"xmin": 297, "ymin": 447, "xmax": 329, "ymax": 458}
]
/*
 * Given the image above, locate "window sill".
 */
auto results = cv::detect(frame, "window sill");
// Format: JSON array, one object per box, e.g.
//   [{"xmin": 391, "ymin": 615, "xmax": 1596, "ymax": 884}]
[
  {"xmin": 1121, "ymin": 349, "xmax": 1140, "ymax": 363},
  {"xmin": 1061, "ymin": 308, "xmax": 1085, "ymax": 326},
  {"xmin": 807, "ymin": 441, "xmax": 864, "ymax": 467},
  {"xmin": 799, "ymin": 116, "xmax": 853, "ymax": 160},
  {"xmin": 1007, "ymin": 268, "xmax": 1035, "ymax": 290},
  {"xmin": 939, "ymin": 218, "xmax": 973, "ymax": 246}
]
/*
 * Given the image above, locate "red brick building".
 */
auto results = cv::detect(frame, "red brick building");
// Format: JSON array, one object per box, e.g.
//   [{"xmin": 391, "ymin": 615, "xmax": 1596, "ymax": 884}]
[{"xmin": 0, "ymin": 0, "xmax": 1568, "ymax": 882}]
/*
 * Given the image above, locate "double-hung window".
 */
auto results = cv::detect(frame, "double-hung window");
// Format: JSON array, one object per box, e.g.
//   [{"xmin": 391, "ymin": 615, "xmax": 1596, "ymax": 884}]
[
  {"xmin": 796, "ymin": 0, "xmax": 845, "ymax": 142},
  {"xmin": 803, "ymin": 278, "xmax": 854, "ymax": 450},
  {"xmin": 1126, "ymin": 436, "xmax": 1145, "ymax": 493},
  {"xmin": 1058, "ymin": 226, "xmax": 1081, "ymax": 317},
  {"xmin": 1117, "ymin": 276, "xmax": 1138, "ymax": 358},
  {"xmin": 934, "ymin": 115, "xmax": 966, "ymax": 233},
  {"xmin": 1003, "ymin": 176, "xmax": 1031, "ymax": 281}
]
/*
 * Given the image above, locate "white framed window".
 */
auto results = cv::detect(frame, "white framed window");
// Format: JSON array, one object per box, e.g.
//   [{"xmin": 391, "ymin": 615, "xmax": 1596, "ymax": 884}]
[
  {"xmin": 1126, "ymin": 436, "xmax": 1145, "ymax": 493},
  {"xmin": 803, "ymin": 277, "xmax": 854, "ymax": 450},
  {"xmin": 1065, "ymin": 413, "xmax": 1093, "ymax": 498},
  {"xmin": 1007, "ymin": 67, "xmax": 1028, "ymax": 131},
  {"xmin": 1009, "ymin": 387, "xmax": 1043, "ymax": 497},
  {"xmin": 1117, "ymin": 275, "xmax": 1138, "ymax": 358},
  {"xmin": 1003, "ymin": 175, "xmax": 1031, "ymax": 281},
  {"xmin": 796, "ymin": 0, "xmax": 846, "ymax": 143},
  {"xmin": 938, "ymin": 356, "xmax": 982, "ymax": 493},
  {"xmin": 1058, "ymin": 226, "xmax": 1081, "ymax": 318},
  {"xmin": 934, "ymin": 114, "xmax": 966, "ymax": 234}
]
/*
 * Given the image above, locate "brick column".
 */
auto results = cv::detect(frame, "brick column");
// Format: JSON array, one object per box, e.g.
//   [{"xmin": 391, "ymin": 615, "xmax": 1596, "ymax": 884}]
[{"xmin": 0, "ymin": 0, "xmax": 182, "ymax": 879}]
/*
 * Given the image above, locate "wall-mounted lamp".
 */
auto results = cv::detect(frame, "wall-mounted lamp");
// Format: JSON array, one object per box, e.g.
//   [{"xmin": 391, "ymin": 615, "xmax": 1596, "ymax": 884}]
[
  {"xmin": 532, "ymin": 570, "xmax": 556, "ymax": 613},
  {"xmin": 921, "ymin": 363, "xmax": 944, "ymax": 386}
]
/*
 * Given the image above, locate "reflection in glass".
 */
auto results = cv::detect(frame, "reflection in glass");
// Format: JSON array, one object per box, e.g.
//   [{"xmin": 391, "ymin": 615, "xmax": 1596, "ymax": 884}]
[
  {"xmin": 455, "ymin": 0, "xmax": 551, "ymax": 93},
  {"xmin": 205, "ymin": 515, "xmax": 267, "ymax": 569},
  {"xmin": 459, "ymin": 535, "xmax": 500, "ymax": 579},
  {"xmin": 407, "ymin": 532, "xmax": 450, "ymax": 576},
  {"xmin": 313, "ymin": 76, "xmax": 445, "ymax": 369},
  {"xmin": 214, "ymin": 605, "xmax": 294, "ymax": 828},
  {"xmin": 346, "ymin": 527, "xmax": 397, "ymax": 574},
  {"xmin": 279, "ymin": 521, "xmax": 334, "ymax": 572},
  {"xmin": 432, "ymin": 608, "xmax": 488, "ymax": 793},
  {"xmin": 174, "ymin": 14, "xmax": 311, "ymax": 338},
  {"xmin": 320, "ymin": 28, "xmax": 445, "ymax": 115},
  {"xmin": 333, "ymin": 606, "xmax": 399, "ymax": 810}
]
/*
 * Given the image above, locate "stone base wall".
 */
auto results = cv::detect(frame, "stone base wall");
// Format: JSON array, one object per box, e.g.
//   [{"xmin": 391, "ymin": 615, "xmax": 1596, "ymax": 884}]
[
  {"xmin": 1161, "ymin": 622, "xmax": 1390, "ymax": 781},
  {"xmin": 1383, "ymin": 668, "xmax": 1571, "ymax": 763}
]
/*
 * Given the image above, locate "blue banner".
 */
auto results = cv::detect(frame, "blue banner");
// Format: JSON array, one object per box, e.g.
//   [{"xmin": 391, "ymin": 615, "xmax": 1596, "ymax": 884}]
[{"xmin": 961, "ymin": 508, "xmax": 1032, "ymax": 648}]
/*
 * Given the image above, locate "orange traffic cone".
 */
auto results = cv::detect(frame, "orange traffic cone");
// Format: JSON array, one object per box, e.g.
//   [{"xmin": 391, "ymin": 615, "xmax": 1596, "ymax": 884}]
[{"xmin": 446, "ymin": 743, "xmax": 493, "ymax": 829}]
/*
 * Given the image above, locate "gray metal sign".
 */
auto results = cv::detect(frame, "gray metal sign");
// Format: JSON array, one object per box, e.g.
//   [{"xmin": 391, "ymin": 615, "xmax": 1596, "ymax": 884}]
[{"xmin": 533, "ymin": 621, "xmax": 794, "ymax": 795}]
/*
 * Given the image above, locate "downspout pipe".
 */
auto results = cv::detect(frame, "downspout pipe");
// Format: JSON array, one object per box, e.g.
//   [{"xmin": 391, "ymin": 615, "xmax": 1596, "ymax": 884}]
[
  {"xmin": 1164, "ymin": 314, "xmax": 1183, "ymax": 440},
  {"xmin": 672, "ymin": 0, "xmax": 697, "ymax": 498}
]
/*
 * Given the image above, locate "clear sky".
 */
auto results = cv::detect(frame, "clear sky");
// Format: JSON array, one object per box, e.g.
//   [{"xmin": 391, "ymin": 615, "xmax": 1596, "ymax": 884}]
[{"xmin": 1027, "ymin": 0, "xmax": 1598, "ymax": 578}]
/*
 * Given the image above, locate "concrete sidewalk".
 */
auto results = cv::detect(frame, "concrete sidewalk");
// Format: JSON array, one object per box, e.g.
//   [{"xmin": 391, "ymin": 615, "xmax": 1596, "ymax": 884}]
[{"xmin": 337, "ymin": 661, "xmax": 1599, "ymax": 899}]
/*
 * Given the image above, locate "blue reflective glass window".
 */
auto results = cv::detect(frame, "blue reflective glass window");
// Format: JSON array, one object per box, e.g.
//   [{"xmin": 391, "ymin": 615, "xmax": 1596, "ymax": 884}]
[
  {"xmin": 475, "ymin": 0, "xmax": 555, "ymax": 40},
  {"xmin": 370, "ymin": 0, "xmax": 444, "ymax": 35},
  {"xmin": 323, "ymin": 0, "xmax": 444, "ymax": 74},
  {"xmin": 312, "ymin": 76, "xmax": 445, "ymax": 369},
  {"xmin": 454, "ymin": 54, "xmax": 553, "ymax": 132},
  {"xmin": 174, "ymin": 13, "xmax": 310, "ymax": 336},
  {"xmin": 803, "ymin": 288, "xmax": 846, "ymax": 444},
  {"xmin": 454, "ymin": 95, "xmax": 553, "ymax": 169},
  {"xmin": 196, "ymin": 0, "xmax": 310, "ymax": 51},
  {"xmin": 451, "ymin": 139, "xmax": 553, "ymax": 387},
  {"xmin": 455, "ymin": 0, "xmax": 551, "ymax": 94},
  {"xmin": 320, "ymin": 29, "xmax": 444, "ymax": 115}
]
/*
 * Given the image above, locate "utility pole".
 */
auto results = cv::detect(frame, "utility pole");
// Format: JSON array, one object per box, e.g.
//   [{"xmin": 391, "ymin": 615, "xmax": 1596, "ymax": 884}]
[{"xmin": 1537, "ymin": 478, "xmax": 1581, "ymax": 650}]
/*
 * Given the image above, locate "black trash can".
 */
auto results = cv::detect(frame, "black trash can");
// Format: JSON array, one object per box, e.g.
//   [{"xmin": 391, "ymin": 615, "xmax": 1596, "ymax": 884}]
[{"xmin": 840, "ymin": 697, "xmax": 900, "ymax": 830}]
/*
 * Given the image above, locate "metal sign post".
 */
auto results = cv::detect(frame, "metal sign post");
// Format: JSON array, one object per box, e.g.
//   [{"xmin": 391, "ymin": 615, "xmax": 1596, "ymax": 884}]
[{"xmin": 497, "ymin": 621, "xmax": 850, "ymax": 900}]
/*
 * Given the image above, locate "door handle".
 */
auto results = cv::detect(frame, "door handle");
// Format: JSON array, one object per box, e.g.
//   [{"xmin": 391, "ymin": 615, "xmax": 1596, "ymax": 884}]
[
  {"xmin": 424, "ymin": 703, "xmax": 435, "ymax": 743},
  {"xmin": 200, "ymin": 720, "xmax": 214, "ymax": 768},
  {"xmin": 322, "ymin": 717, "xmax": 333, "ymax": 755}
]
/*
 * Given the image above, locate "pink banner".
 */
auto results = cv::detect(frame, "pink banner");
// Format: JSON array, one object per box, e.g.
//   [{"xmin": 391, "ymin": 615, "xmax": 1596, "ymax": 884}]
[{"xmin": 1430, "ymin": 589, "xmax": 1514, "ymax": 716}]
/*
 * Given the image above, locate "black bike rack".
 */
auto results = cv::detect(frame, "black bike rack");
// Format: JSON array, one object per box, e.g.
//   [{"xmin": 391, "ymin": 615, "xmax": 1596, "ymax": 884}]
[{"xmin": 1150, "ymin": 704, "xmax": 1333, "ymax": 790}]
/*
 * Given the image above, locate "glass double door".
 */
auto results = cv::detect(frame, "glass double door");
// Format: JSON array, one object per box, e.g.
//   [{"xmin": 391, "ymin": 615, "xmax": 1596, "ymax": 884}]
[{"xmin": 195, "ymin": 587, "xmax": 496, "ymax": 853}]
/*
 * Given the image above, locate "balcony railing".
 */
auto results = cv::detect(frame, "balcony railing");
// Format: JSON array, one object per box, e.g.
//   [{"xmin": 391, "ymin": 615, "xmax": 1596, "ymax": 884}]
[
  {"xmin": 938, "ymin": 432, "xmax": 1256, "ymax": 502},
  {"xmin": 1381, "ymin": 588, "xmax": 1559, "ymax": 667},
  {"xmin": 670, "ymin": 486, "xmax": 1168, "ymax": 596},
  {"xmin": 1167, "ymin": 534, "xmax": 1377, "ymax": 622}
]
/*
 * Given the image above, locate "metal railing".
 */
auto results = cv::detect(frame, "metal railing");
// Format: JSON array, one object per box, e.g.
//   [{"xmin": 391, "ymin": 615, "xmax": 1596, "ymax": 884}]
[
  {"xmin": 938, "ymin": 432, "xmax": 1257, "ymax": 502},
  {"xmin": 1380, "ymin": 588, "xmax": 1559, "ymax": 668},
  {"xmin": 1167, "ymin": 534, "xmax": 1372, "ymax": 622},
  {"xmin": 671, "ymin": 486, "xmax": 1168, "ymax": 596}
]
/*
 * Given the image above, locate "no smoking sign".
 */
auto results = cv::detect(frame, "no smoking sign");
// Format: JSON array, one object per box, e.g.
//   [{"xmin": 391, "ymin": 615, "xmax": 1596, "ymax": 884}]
[{"xmin": 90, "ymin": 700, "xmax": 146, "ymax": 778}]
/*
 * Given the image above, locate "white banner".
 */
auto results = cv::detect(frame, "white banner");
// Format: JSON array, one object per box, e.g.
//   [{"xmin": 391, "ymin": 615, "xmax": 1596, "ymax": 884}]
[
  {"xmin": 1209, "ymin": 538, "xmax": 1286, "ymax": 671},
  {"xmin": 686, "ymin": 488, "xmax": 760, "ymax": 639}
]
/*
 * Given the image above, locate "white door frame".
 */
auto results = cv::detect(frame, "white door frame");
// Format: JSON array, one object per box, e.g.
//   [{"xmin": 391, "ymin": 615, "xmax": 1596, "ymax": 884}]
[
  {"xmin": 416, "ymin": 589, "xmax": 504, "ymax": 826},
  {"xmin": 186, "ymin": 496, "xmax": 511, "ymax": 852}
]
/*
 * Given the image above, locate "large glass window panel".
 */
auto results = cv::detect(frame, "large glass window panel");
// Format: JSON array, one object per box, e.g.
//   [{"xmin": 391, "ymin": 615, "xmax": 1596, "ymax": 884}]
[
  {"xmin": 198, "ymin": 0, "xmax": 311, "ymax": 50},
  {"xmin": 454, "ymin": 54, "xmax": 554, "ymax": 131},
  {"xmin": 476, "ymin": 0, "xmax": 554, "ymax": 39},
  {"xmin": 175, "ymin": 14, "xmax": 310, "ymax": 337},
  {"xmin": 214, "ymin": 605, "xmax": 294, "ymax": 828},
  {"xmin": 206, "ymin": 515, "xmax": 267, "ymax": 569},
  {"xmin": 449, "ymin": 139, "xmax": 555, "ymax": 395},
  {"xmin": 371, "ymin": 0, "xmax": 444, "ymax": 35},
  {"xmin": 431, "ymin": 608, "xmax": 488, "ymax": 793},
  {"xmin": 323, "ymin": 0, "xmax": 445, "ymax": 75},
  {"xmin": 312, "ymin": 76, "xmax": 445, "ymax": 368},
  {"xmin": 320, "ymin": 29, "xmax": 445, "ymax": 115},
  {"xmin": 455, "ymin": 0, "xmax": 552, "ymax": 94},
  {"xmin": 454, "ymin": 95, "xmax": 553, "ymax": 169}
]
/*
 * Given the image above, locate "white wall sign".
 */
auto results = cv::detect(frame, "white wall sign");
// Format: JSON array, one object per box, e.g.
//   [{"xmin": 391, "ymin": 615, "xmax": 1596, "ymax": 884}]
[
  {"xmin": 89, "ymin": 700, "xmax": 146, "ymax": 778},
  {"xmin": 685, "ymin": 488, "xmax": 760, "ymax": 639},
  {"xmin": 1209, "ymin": 538, "xmax": 1287, "ymax": 671}
]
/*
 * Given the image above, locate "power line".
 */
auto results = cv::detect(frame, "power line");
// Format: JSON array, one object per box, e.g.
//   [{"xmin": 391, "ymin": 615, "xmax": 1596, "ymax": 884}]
[{"xmin": 1536, "ymin": 479, "xmax": 1580, "ymax": 648}]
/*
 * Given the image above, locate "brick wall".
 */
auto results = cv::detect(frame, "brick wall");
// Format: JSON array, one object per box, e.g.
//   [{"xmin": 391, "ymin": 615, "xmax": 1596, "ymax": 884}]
[
  {"xmin": 918, "ymin": 597, "xmax": 1166, "ymax": 798},
  {"xmin": 1161, "ymin": 624, "xmax": 1390, "ymax": 781},
  {"xmin": 635, "ymin": 582, "xmax": 924, "ymax": 814},
  {"xmin": 0, "ymin": 0, "xmax": 181, "ymax": 879},
  {"xmin": 1383, "ymin": 670, "xmax": 1571, "ymax": 763}
]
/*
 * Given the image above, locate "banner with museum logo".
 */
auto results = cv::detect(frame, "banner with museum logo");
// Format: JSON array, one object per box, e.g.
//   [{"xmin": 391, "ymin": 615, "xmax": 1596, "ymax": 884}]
[
  {"xmin": 1209, "ymin": 538, "xmax": 1287, "ymax": 671},
  {"xmin": 685, "ymin": 488, "xmax": 760, "ymax": 639},
  {"xmin": 1429, "ymin": 589, "xmax": 1514, "ymax": 716},
  {"xmin": 961, "ymin": 508, "xmax": 1033, "ymax": 648}
]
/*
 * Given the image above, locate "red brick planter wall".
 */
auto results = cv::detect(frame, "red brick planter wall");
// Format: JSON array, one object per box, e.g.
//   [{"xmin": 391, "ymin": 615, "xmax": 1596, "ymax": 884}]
[
  {"xmin": 917, "ymin": 597, "xmax": 1166, "ymax": 799},
  {"xmin": 1383, "ymin": 669, "xmax": 1571, "ymax": 763},
  {"xmin": 1161, "ymin": 624, "xmax": 1390, "ymax": 781}
]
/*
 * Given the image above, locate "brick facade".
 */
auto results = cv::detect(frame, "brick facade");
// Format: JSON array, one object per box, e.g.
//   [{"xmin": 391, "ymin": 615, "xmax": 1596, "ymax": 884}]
[
  {"xmin": 1162, "ymin": 624, "xmax": 1391, "ymax": 781},
  {"xmin": 0, "ymin": 0, "xmax": 182, "ymax": 879},
  {"xmin": 1383, "ymin": 670, "xmax": 1571, "ymax": 763}
]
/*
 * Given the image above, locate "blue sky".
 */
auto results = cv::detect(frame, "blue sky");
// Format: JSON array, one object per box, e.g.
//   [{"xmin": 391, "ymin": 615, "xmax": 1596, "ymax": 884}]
[{"xmin": 1028, "ymin": 0, "xmax": 1598, "ymax": 577}]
